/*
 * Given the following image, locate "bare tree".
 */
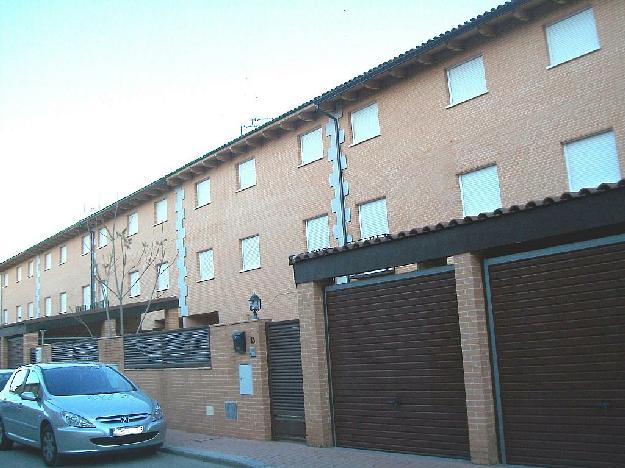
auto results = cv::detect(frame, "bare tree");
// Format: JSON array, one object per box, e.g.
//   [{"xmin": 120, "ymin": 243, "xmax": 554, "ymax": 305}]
[{"xmin": 87, "ymin": 203, "xmax": 177, "ymax": 336}]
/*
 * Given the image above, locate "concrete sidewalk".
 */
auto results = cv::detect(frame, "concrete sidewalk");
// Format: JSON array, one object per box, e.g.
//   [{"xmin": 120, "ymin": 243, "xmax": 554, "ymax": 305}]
[{"xmin": 163, "ymin": 429, "xmax": 506, "ymax": 468}]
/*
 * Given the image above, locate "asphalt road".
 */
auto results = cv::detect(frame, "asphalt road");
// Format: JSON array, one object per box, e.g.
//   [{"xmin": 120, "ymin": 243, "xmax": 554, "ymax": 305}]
[{"xmin": 0, "ymin": 444, "xmax": 226, "ymax": 467}]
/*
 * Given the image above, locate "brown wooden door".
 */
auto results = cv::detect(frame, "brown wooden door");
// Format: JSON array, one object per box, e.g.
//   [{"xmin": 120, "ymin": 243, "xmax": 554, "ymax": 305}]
[
  {"xmin": 266, "ymin": 320, "xmax": 306, "ymax": 440},
  {"xmin": 487, "ymin": 240, "xmax": 625, "ymax": 468},
  {"xmin": 325, "ymin": 269, "xmax": 469, "ymax": 458}
]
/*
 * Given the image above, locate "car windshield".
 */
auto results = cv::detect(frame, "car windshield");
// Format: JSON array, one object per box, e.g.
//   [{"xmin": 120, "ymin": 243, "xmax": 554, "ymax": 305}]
[
  {"xmin": 41, "ymin": 366, "xmax": 136, "ymax": 396},
  {"xmin": 0, "ymin": 372, "xmax": 12, "ymax": 389}
]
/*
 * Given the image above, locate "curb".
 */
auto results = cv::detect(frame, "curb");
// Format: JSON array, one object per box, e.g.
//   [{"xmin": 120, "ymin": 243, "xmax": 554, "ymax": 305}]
[{"xmin": 161, "ymin": 446, "xmax": 269, "ymax": 468}]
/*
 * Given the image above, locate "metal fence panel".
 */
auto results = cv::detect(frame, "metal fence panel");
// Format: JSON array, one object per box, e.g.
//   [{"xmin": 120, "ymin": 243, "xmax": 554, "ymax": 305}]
[{"xmin": 49, "ymin": 337, "xmax": 99, "ymax": 362}]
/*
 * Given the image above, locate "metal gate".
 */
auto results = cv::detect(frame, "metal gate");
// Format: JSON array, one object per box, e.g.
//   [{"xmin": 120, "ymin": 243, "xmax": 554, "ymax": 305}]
[
  {"xmin": 266, "ymin": 320, "xmax": 306, "ymax": 440},
  {"xmin": 485, "ymin": 234, "xmax": 625, "ymax": 467},
  {"xmin": 325, "ymin": 267, "xmax": 469, "ymax": 458},
  {"xmin": 49, "ymin": 337, "xmax": 99, "ymax": 362},
  {"xmin": 7, "ymin": 335, "xmax": 23, "ymax": 369}
]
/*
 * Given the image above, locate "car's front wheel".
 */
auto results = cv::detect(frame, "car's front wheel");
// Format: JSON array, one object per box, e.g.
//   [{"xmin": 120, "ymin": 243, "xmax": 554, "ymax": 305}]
[
  {"xmin": 0, "ymin": 416, "xmax": 13, "ymax": 450},
  {"xmin": 41, "ymin": 423, "xmax": 63, "ymax": 467}
]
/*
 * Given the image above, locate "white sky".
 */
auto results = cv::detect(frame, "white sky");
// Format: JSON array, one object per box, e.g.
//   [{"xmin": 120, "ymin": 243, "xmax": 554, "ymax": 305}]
[{"xmin": 0, "ymin": 0, "xmax": 502, "ymax": 262}]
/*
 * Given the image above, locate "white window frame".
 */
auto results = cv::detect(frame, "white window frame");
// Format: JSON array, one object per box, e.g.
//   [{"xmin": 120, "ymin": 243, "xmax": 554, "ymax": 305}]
[
  {"xmin": 59, "ymin": 245, "xmax": 67, "ymax": 264},
  {"xmin": 59, "ymin": 292, "xmax": 67, "ymax": 314},
  {"xmin": 128, "ymin": 212, "xmax": 139, "ymax": 236},
  {"xmin": 545, "ymin": 8, "xmax": 601, "ymax": 68},
  {"xmin": 350, "ymin": 102, "xmax": 380, "ymax": 145},
  {"xmin": 358, "ymin": 198, "xmax": 390, "ymax": 240},
  {"xmin": 447, "ymin": 55, "xmax": 488, "ymax": 106},
  {"xmin": 99, "ymin": 227, "xmax": 108, "ymax": 248},
  {"xmin": 198, "ymin": 249, "xmax": 215, "ymax": 281},
  {"xmin": 305, "ymin": 215, "xmax": 331, "ymax": 252},
  {"xmin": 563, "ymin": 130, "xmax": 621, "ymax": 192},
  {"xmin": 82, "ymin": 234, "xmax": 91, "ymax": 256},
  {"xmin": 459, "ymin": 165, "xmax": 503, "ymax": 217},
  {"xmin": 16, "ymin": 266, "xmax": 22, "ymax": 283},
  {"xmin": 44, "ymin": 296, "xmax": 52, "ymax": 317},
  {"xmin": 300, "ymin": 128, "xmax": 324, "ymax": 166},
  {"xmin": 196, "ymin": 179, "xmax": 211, "ymax": 208},
  {"xmin": 129, "ymin": 271, "xmax": 140, "ymax": 297},
  {"xmin": 241, "ymin": 235, "xmax": 261, "ymax": 272},
  {"xmin": 238, "ymin": 159, "xmax": 257, "ymax": 191},
  {"xmin": 155, "ymin": 198, "xmax": 168, "ymax": 225},
  {"xmin": 157, "ymin": 263, "xmax": 170, "ymax": 291},
  {"xmin": 45, "ymin": 253, "xmax": 52, "ymax": 271},
  {"xmin": 28, "ymin": 260, "xmax": 34, "ymax": 277}
]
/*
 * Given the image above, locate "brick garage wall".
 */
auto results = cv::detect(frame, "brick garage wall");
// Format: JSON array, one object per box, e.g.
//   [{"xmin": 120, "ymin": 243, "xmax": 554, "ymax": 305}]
[
  {"xmin": 0, "ymin": 337, "xmax": 7, "ymax": 368},
  {"xmin": 123, "ymin": 320, "xmax": 272, "ymax": 440}
]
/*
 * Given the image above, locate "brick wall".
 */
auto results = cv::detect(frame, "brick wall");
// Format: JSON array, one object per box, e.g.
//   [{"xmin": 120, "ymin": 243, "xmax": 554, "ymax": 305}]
[
  {"xmin": 22, "ymin": 332, "xmax": 38, "ymax": 365},
  {"xmin": 121, "ymin": 321, "xmax": 272, "ymax": 441},
  {"xmin": 0, "ymin": 337, "xmax": 7, "ymax": 368}
]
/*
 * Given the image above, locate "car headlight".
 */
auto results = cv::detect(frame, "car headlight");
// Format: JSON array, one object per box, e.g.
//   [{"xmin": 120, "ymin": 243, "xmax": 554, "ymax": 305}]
[
  {"xmin": 152, "ymin": 401, "xmax": 163, "ymax": 421},
  {"xmin": 61, "ymin": 411, "xmax": 95, "ymax": 428}
]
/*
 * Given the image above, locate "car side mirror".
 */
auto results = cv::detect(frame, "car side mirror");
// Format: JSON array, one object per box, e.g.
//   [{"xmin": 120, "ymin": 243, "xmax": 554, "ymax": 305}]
[{"xmin": 21, "ymin": 391, "xmax": 38, "ymax": 401}]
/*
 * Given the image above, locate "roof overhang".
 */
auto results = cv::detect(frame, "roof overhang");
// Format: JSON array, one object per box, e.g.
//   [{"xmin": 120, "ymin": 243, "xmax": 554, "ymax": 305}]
[
  {"xmin": 0, "ymin": 296, "xmax": 179, "ymax": 337},
  {"xmin": 291, "ymin": 183, "xmax": 625, "ymax": 284}
]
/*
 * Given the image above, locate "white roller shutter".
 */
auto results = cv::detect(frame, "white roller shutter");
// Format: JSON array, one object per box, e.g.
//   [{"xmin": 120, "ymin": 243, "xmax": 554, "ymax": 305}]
[
  {"xmin": 565, "ymin": 131, "xmax": 620, "ymax": 192},
  {"xmin": 358, "ymin": 199, "xmax": 389, "ymax": 239},
  {"xmin": 447, "ymin": 56, "xmax": 488, "ymax": 105},
  {"xmin": 460, "ymin": 165, "xmax": 502, "ymax": 216},
  {"xmin": 242, "ymin": 235, "xmax": 261, "ymax": 271},
  {"xmin": 546, "ymin": 8, "xmax": 600, "ymax": 67}
]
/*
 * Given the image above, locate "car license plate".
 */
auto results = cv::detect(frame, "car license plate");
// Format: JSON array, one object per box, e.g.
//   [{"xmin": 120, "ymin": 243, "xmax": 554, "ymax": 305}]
[{"xmin": 112, "ymin": 426, "xmax": 143, "ymax": 437}]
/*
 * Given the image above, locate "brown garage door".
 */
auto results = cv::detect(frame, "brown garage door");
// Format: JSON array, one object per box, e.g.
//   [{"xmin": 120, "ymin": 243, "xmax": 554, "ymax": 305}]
[
  {"xmin": 325, "ymin": 268, "xmax": 469, "ymax": 459},
  {"xmin": 487, "ymin": 239, "xmax": 625, "ymax": 468}
]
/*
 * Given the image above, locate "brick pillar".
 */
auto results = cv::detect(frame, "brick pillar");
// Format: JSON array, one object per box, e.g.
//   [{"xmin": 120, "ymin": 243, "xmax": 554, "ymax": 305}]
[
  {"xmin": 250, "ymin": 320, "xmax": 273, "ymax": 440},
  {"xmin": 297, "ymin": 281, "xmax": 333, "ymax": 447},
  {"xmin": 163, "ymin": 309, "xmax": 180, "ymax": 330},
  {"xmin": 23, "ymin": 332, "xmax": 39, "ymax": 365},
  {"xmin": 0, "ymin": 337, "xmax": 7, "ymax": 368},
  {"xmin": 41, "ymin": 344, "xmax": 52, "ymax": 363},
  {"xmin": 454, "ymin": 253, "xmax": 499, "ymax": 465},
  {"xmin": 98, "ymin": 337, "xmax": 124, "ymax": 370},
  {"xmin": 101, "ymin": 319, "xmax": 117, "ymax": 338}
]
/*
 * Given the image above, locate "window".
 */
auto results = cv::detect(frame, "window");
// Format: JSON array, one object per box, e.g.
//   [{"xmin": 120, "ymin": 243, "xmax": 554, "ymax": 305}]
[
  {"xmin": 241, "ymin": 235, "xmax": 261, "ymax": 271},
  {"xmin": 128, "ymin": 212, "xmax": 138, "ymax": 236},
  {"xmin": 238, "ymin": 159, "xmax": 256, "ymax": 190},
  {"xmin": 45, "ymin": 253, "xmax": 52, "ymax": 271},
  {"xmin": 300, "ymin": 128, "xmax": 324, "ymax": 165},
  {"xmin": 351, "ymin": 103, "xmax": 380, "ymax": 145},
  {"xmin": 129, "ymin": 271, "xmax": 140, "ymax": 297},
  {"xmin": 2, "ymin": 309, "xmax": 7, "ymax": 325},
  {"xmin": 45, "ymin": 297, "xmax": 52, "ymax": 317},
  {"xmin": 2, "ymin": 273, "xmax": 7, "ymax": 288},
  {"xmin": 8, "ymin": 368, "xmax": 27, "ymax": 393},
  {"xmin": 82, "ymin": 234, "xmax": 91, "ymax": 255},
  {"xmin": 196, "ymin": 179, "xmax": 211, "ymax": 207},
  {"xmin": 59, "ymin": 292, "xmax": 67, "ymax": 314},
  {"xmin": 82, "ymin": 285, "xmax": 91, "ymax": 310},
  {"xmin": 157, "ymin": 263, "xmax": 169, "ymax": 291},
  {"xmin": 16, "ymin": 305, "xmax": 23, "ymax": 322},
  {"xmin": 306, "ymin": 215, "xmax": 330, "ymax": 251},
  {"xmin": 447, "ymin": 55, "xmax": 488, "ymax": 106},
  {"xmin": 155, "ymin": 198, "xmax": 168, "ymax": 224},
  {"xmin": 16, "ymin": 266, "xmax": 22, "ymax": 283},
  {"xmin": 100, "ymin": 280, "xmax": 108, "ymax": 302},
  {"xmin": 358, "ymin": 199, "xmax": 390, "ymax": 239},
  {"xmin": 28, "ymin": 260, "xmax": 34, "ymax": 277},
  {"xmin": 99, "ymin": 227, "xmax": 108, "ymax": 248},
  {"xmin": 564, "ymin": 130, "xmax": 620, "ymax": 192},
  {"xmin": 546, "ymin": 8, "xmax": 600, "ymax": 67},
  {"xmin": 198, "ymin": 250, "xmax": 215, "ymax": 281},
  {"xmin": 28, "ymin": 302, "xmax": 34, "ymax": 319},
  {"xmin": 459, "ymin": 165, "xmax": 502, "ymax": 216},
  {"xmin": 59, "ymin": 245, "xmax": 67, "ymax": 264}
]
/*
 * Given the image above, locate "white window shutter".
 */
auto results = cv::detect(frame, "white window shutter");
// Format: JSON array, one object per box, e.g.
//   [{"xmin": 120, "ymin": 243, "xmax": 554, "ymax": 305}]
[
  {"xmin": 130, "ymin": 271, "xmax": 140, "ymax": 297},
  {"xmin": 83, "ymin": 285, "xmax": 91, "ymax": 309},
  {"xmin": 60, "ymin": 246, "xmax": 67, "ymax": 264},
  {"xmin": 158, "ymin": 263, "xmax": 169, "ymax": 290},
  {"xmin": 128, "ymin": 212, "xmax": 138, "ymax": 235},
  {"xmin": 546, "ymin": 8, "xmax": 600, "ymax": 67},
  {"xmin": 564, "ymin": 131, "xmax": 620, "ymax": 192},
  {"xmin": 28, "ymin": 302, "xmax": 34, "ymax": 319},
  {"xmin": 196, "ymin": 179, "xmax": 211, "ymax": 207},
  {"xmin": 306, "ymin": 216, "xmax": 330, "ymax": 251},
  {"xmin": 448, "ymin": 56, "xmax": 488, "ymax": 105},
  {"xmin": 155, "ymin": 199, "xmax": 168, "ymax": 224},
  {"xmin": 45, "ymin": 297, "xmax": 52, "ymax": 316},
  {"xmin": 82, "ymin": 234, "xmax": 91, "ymax": 255},
  {"xmin": 301, "ymin": 128, "xmax": 324, "ymax": 165},
  {"xmin": 60, "ymin": 292, "xmax": 67, "ymax": 313},
  {"xmin": 199, "ymin": 250, "xmax": 215, "ymax": 281},
  {"xmin": 351, "ymin": 103, "xmax": 380, "ymax": 144},
  {"xmin": 359, "ymin": 199, "xmax": 390, "ymax": 239},
  {"xmin": 99, "ymin": 227, "xmax": 108, "ymax": 247},
  {"xmin": 239, "ymin": 159, "xmax": 257, "ymax": 190},
  {"xmin": 242, "ymin": 236, "xmax": 261, "ymax": 271},
  {"xmin": 460, "ymin": 166, "xmax": 502, "ymax": 216}
]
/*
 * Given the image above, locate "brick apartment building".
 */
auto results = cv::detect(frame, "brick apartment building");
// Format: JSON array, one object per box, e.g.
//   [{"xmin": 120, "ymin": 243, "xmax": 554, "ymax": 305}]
[{"xmin": 1, "ymin": 0, "xmax": 624, "ymax": 466}]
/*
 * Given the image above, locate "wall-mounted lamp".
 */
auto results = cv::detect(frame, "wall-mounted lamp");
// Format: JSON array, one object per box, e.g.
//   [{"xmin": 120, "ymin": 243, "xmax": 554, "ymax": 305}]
[{"xmin": 249, "ymin": 292, "xmax": 261, "ymax": 321}]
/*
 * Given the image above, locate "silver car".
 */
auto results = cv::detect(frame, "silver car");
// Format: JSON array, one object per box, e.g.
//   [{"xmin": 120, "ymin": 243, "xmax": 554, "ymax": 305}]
[{"xmin": 0, "ymin": 362, "xmax": 166, "ymax": 466}]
